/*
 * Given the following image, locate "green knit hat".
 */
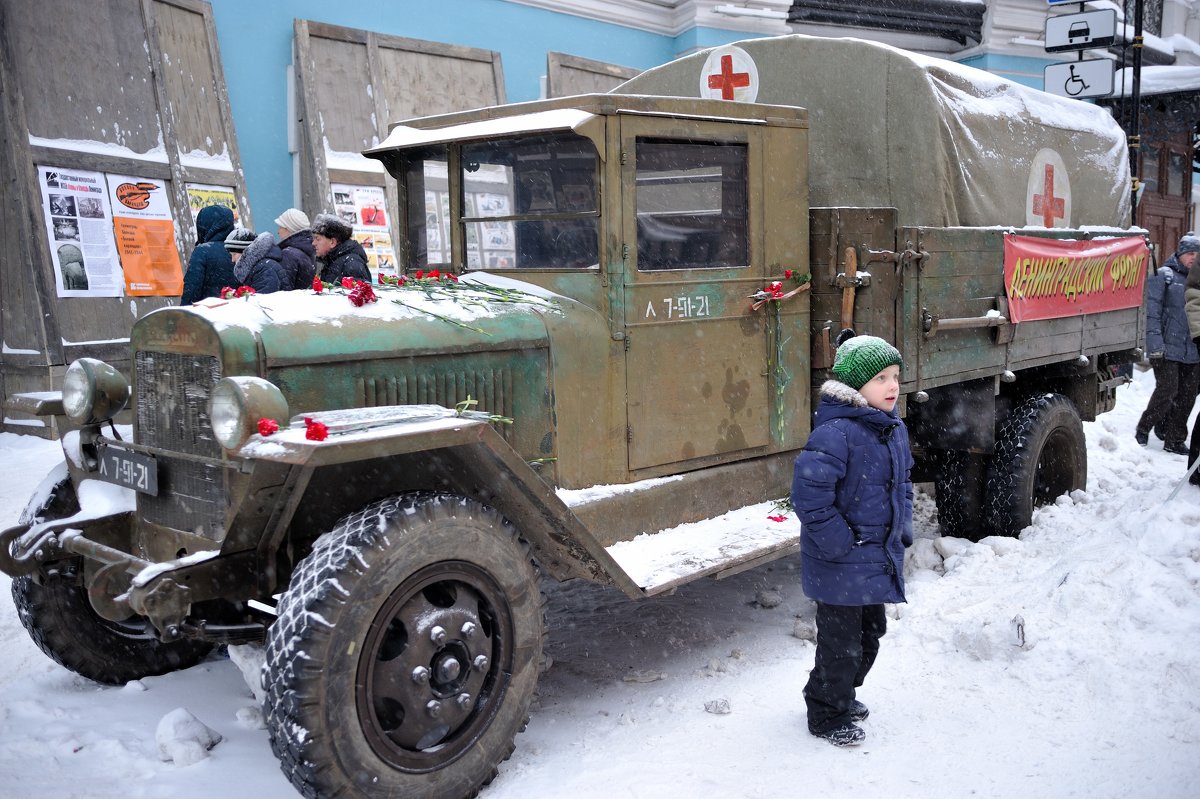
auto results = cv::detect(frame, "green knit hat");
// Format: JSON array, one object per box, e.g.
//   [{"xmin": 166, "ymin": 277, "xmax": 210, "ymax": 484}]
[{"xmin": 832, "ymin": 334, "xmax": 903, "ymax": 390}]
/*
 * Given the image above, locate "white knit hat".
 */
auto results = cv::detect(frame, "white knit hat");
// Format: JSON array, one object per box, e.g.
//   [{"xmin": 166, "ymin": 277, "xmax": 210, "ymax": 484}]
[{"xmin": 274, "ymin": 208, "xmax": 311, "ymax": 234}]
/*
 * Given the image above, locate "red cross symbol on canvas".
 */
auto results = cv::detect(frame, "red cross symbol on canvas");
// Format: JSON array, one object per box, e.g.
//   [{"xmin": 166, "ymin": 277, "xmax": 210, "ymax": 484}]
[
  {"xmin": 707, "ymin": 55, "xmax": 750, "ymax": 100},
  {"xmin": 1032, "ymin": 164, "xmax": 1065, "ymax": 227}
]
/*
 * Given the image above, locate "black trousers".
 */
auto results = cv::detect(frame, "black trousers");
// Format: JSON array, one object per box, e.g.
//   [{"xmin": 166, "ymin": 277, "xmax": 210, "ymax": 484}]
[
  {"xmin": 1137, "ymin": 360, "xmax": 1200, "ymax": 444},
  {"xmin": 804, "ymin": 602, "xmax": 887, "ymax": 733}
]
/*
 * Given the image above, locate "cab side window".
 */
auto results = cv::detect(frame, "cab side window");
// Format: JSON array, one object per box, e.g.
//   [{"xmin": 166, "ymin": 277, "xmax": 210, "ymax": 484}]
[{"xmin": 635, "ymin": 140, "xmax": 748, "ymax": 270}]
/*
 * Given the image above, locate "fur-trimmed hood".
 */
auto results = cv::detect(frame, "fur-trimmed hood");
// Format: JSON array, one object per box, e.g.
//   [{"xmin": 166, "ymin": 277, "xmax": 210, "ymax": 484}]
[{"xmin": 819, "ymin": 379, "xmax": 869, "ymax": 407}]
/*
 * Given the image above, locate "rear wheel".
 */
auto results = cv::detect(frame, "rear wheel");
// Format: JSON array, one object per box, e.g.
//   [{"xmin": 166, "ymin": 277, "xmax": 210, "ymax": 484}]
[
  {"xmin": 985, "ymin": 394, "xmax": 1086, "ymax": 536},
  {"xmin": 264, "ymin": 493, "xmax": 544, "ymax": 799},
  {"xmin": 933, "ymin": 449, "xmax": 991, "ymax": 541}
]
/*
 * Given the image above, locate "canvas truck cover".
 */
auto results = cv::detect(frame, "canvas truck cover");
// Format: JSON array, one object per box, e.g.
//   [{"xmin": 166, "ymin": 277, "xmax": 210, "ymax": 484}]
[{"xmin": 612, "ymin": 34, "xmax": 1131, "ymax": 229}]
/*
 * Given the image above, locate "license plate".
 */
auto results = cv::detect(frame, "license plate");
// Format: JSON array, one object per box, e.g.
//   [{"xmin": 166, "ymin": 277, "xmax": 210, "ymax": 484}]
[{"xmin": 96, "ymin": 445, "xmax": 159, "ymax": 496}]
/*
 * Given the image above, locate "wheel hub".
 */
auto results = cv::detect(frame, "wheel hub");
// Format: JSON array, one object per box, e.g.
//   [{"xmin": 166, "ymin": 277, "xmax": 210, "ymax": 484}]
[{"xmin": 357, "ymin": 562, "xmax": 511, "ymax": 767}]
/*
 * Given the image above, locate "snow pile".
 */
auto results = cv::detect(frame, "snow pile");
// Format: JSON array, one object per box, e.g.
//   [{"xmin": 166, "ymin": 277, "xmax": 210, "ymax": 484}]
[
  {"xmin": 155, "ymin": 708, "xmax": 222, "ymax": 766},
  {"xmin": 0, "ymin": 368, "xmax": 1196, "ymax": 797}
]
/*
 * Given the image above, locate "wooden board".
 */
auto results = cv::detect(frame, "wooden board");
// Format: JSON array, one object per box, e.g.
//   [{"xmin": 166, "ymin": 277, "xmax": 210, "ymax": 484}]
[
  {"xmin": 547, "ymin": 52, "xmax": 639, "ymax": 98},
  {"xmin": 0, "ymin": 0, "xmax": 248, "ymax": 437}
]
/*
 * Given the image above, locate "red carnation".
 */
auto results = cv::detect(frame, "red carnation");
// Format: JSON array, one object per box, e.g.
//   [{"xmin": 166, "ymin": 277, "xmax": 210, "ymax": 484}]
[
  {"xmin": 304, "ymin": 417, "xmax": 329, "ymax": 441},
  {"xmin": 341, "ymin": 277, "xmax": 355, "ymax": 289},
  {"xmin": 784, "ymin": 269, "xmax": 794, "ymax": 279},
  {"xmin": 220, "ymin": 286, "xmax": 235, "ymax": 299},
  {"xmin": 313, "ymin": 276, "xmax": 324, "ymax": 293},
  {"xmin": 767, "ymin": 514, "xmax": 787, "ymax": 523},
  {"xmin": 428, "ymin": 269, "xmax": 440, "ymax": 279},
  {"xmin": 257, "ymin": 418, "xmax": 279, "ymax": 437},
  {"xmin": 415, "ymin": 270, "xmax": 424, "ymax": 280}
]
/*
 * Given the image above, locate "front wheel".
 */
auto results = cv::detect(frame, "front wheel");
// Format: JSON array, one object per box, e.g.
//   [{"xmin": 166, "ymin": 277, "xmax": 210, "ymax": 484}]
[
  {"xmin": 264, "ymin": 493, "xmax": 545, "ymax": 799},
  {"xmin": 985, "ymin": 394, "xmax": 1086, "ymax": 536},
  {"xmin": 12, "ymin": 563, "xmax": 214, "ymax": 685}
]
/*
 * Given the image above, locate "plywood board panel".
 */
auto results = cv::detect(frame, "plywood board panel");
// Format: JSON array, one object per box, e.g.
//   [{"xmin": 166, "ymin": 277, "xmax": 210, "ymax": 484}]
[
  {"xmin": 152, "ymin": 1, "xmax": 226, "ymax": 158},
  {"xmin": 13, "ymin": 0, "xmax": 162, "ymax": 154},
  {"xmin": 310, "ymin": 35, "xmax": 378, "ymax": 152},
  {"xmin": 547, "ymin": 52, "xmax": 639, "ymax": 98},
  {"xmin": 377, "ymin": 41, "xmax": 504, "ymax": 123}
]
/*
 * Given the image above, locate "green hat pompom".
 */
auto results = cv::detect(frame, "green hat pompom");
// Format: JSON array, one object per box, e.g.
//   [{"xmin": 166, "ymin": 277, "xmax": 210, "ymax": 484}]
[{"xmin": 832, "ymin": 334, "xmax": 903, "ymax": 390}]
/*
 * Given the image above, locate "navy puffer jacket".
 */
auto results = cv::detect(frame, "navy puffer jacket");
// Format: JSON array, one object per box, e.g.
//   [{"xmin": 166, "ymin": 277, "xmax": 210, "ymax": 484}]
[
  {"xmin": 791, "ymin": 380, "xmax": 914, "ymax": 605},
  {"xmin": 233, "ymin": 233, "xmax": 286, "ymax": 294},
  {"xmin": 181, "ymin": 205, "xmax": 235, "ymax": 304},
  {"xmin": 1145, "ymin": 254, "xmax": 1200, "ymax": 364}
]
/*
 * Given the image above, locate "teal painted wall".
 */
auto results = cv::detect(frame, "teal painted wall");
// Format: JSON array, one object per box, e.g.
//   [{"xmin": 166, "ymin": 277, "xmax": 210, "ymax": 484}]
[
  {"xmin": 208, "ymin": 0, "xmax": 681, "ymax": 223},
  {"xmin": 957, "ymin": 52, "xmax": 1058, "ymax": 91}
]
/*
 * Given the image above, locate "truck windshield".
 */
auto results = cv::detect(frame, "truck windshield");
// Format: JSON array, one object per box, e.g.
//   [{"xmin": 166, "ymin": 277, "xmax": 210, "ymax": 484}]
[{"xmin": 461, "ymin": 134, "xmax": 599, "ymax": 270}]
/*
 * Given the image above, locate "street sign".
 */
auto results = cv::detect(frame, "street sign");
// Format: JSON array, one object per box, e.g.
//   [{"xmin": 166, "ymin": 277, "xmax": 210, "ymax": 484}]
[
  {"xmin": 1044, "ymin": 58, "xmax": 1115, "ymax": 99},
  {"xmin": 1045, "ymin": 10, "xmax": 1118, "ymax": 52}
]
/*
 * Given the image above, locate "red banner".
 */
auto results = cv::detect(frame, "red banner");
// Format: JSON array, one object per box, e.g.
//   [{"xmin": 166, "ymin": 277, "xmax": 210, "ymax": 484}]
[{"xmin": 1003, "ymin": 234, "xmax": 1148, "ymax": 323}]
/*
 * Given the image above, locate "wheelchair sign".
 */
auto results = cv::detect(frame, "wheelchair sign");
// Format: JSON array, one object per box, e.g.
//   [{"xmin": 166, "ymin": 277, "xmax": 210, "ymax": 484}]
[{"xmin": 1044, "ymin": 58, "xmax": 1114, "ymax": 99}]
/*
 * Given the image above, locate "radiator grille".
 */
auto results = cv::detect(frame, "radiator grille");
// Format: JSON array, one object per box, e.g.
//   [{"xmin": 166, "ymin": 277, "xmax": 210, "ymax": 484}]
[
  {"xmin": 135, "ymin": 351, "xmax": 226, "ymax": 538},
  {"xmin": 355, "ymin": 368, "xmax": 514, "ymax": 440}
]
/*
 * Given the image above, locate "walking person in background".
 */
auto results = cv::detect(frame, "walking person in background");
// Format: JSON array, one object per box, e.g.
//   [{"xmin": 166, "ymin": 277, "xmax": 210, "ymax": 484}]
[
  {"xmin": 224, "ymin": 228, "xmax": 286, "ymax": 294},
  {"xmin": 1135, "ymin": 235, "xmax": 1200, "ymax": 455},
  {"xmin": 1182, "ymin": 244, "xmax": 1200, "ymax": 485},
  {"xmin": 181, "ymin": 205, "xmax": 236, "ymax": 304},
  {"xmin": 791, "ymin": 331, "xmax": 913, "ymax": 747},
  {"xmin": 311, "ymin": 213, "xmax": 371, "ymax": 285},
  {"xmin": 274, "ymin": 208, "xmax": 316, "ymax": 290}
]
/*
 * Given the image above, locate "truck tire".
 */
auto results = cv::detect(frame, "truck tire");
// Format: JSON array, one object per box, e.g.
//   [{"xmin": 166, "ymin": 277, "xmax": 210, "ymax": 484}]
[
  {"xmin": 933, "ymin": 450, "xmax": 991, "ymax": 541},
  {"xmin": 264, "ymin": 493, "xmax": 545, "ymax": 799},
  {"xmin": 12, "ymin": 564, "xmax": 214, "ymax": 685},
  {"xmin": 11, "ymin": 469, "xmax": 213, "ymax": 685},
  {"xmin": 985, "ymin": 393, "xmax": 1086, "ymax": 537}
]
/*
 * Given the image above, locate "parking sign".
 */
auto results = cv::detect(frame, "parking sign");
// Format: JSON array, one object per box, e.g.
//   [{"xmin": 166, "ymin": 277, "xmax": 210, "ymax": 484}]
[{"xmin": 1043, "ymin": 59, "xmax": 1115, "ymax": 99}]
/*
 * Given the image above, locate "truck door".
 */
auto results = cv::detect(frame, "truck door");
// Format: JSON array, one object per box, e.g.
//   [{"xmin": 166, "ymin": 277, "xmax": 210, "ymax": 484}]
[{"xmin": 619, "ymin": 115, "xmax": 771, "ymax": 473}]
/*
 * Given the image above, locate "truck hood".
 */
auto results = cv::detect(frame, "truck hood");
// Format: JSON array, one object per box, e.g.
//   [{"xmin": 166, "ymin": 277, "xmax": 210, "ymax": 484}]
[{"xmin": 136, "ymin": 273, "xmax": 566, "ymax": 370}]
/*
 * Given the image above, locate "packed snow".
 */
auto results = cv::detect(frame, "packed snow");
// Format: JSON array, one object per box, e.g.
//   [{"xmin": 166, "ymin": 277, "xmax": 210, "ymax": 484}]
[{"xmin": 0, "ymin": 368, "xmax": 1197, "ymax": 798}]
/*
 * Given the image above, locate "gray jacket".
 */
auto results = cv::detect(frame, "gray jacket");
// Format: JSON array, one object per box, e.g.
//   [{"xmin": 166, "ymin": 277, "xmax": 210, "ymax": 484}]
[{"xmin": 1146, "ymin": 255, "xmax": 1199, "ymax": 363}]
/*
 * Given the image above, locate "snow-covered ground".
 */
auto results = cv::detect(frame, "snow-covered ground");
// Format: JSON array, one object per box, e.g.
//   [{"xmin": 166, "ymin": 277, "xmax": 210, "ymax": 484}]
[{"xmin": 1, "ymin": 368, "xmax": 1198, "ymax": 798}]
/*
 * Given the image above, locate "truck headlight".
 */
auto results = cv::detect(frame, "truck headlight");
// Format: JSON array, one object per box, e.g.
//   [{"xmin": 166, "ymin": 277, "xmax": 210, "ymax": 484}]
[
  {"xmin": 209, "ymin": 377, "xmax": 289, "ymax": 450},
  {"xmin": 62, "ymin": 358, "xmax": 130, "ymax": 425}
]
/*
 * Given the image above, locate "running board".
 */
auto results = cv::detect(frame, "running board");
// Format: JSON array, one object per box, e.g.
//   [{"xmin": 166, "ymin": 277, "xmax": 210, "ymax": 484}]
[{"xmin": 604, "ymin": 504, "xmax": 801, "ymax": 597}]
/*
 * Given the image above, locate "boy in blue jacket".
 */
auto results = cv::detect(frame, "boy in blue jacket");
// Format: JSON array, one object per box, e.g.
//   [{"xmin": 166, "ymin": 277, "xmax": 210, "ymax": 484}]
[{"xmin": 792, "ymin": 332, "xmax": 913, "ymax": 747}]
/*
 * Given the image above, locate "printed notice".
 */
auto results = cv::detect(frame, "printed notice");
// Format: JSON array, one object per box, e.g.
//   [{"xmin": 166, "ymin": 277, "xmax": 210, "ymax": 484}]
[
  {"xmin": 185, "ymin": 183, "xmax": 240, "ymax": 225},
  {"xmin": 331, "ymin": 183, "xmax": 396, "ymax": 279},
  {"xmin": 37, "ymin": 165, "xmax": 123, "ymax": 297}
]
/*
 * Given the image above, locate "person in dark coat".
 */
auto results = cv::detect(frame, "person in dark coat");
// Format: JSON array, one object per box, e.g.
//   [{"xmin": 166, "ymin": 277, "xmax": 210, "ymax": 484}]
[
  {"xmin": 274, "ymin": 208, "xmax": 316, "ymax": 290},
  {"xmin": 225, "ymin": 229, "xmax": 285, "ymax": 294},
  {"xmin": 791, "ymin": 332, "xmax": 913, "ymax": 748},
  {"xmin": 1181, "ymin": 242, "xmax": 1200, "ymax": 485},
  {"xmin": 311, "ymin": 212, "xmax": 371, "ymax": 285},
  {"xmin": 1136, "ymin": 234, "xmax": 1200, "ymax": 454},
  {"xmin": 181, "ymin": 205, "xmax": 236, "ymax": 304}
]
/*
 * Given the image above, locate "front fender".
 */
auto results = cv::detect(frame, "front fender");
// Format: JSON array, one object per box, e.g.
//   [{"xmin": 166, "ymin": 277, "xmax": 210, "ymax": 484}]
[{"xmin": 231, "ymin": 404, "xmax": 638, "ymax": 592}]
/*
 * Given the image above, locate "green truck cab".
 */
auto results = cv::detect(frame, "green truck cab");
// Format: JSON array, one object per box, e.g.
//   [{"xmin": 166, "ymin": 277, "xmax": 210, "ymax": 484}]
[{"xmin": 1, "ymin": 35, "xmax": 1146, "ymax": 799}]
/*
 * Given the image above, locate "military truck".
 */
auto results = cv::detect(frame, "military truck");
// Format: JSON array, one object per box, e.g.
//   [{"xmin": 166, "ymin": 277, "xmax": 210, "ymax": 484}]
[{"xmin": 1, "ymin": 35, "xmax": 1146, "ymax": 799}]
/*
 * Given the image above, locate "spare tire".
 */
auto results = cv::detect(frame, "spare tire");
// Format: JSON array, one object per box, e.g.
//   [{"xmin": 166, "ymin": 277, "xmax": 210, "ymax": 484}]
[{"xmin": 985, "ymin": 393, "xmax": 1086, "ymax": 537}]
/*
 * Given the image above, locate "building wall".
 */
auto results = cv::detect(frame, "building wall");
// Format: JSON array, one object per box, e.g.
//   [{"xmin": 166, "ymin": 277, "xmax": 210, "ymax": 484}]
[
  {"xmin": 207, "ymin": 0, "xmax": 682, "ymax": 221},
  {"xmin": 208, "ymin": 0, "xmax": 1200, "ymax": 224}
]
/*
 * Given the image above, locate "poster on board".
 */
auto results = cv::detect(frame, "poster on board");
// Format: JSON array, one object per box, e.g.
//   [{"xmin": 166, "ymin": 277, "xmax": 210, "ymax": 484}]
[
  {"xmin": 37, "ymin": 165, "xmax": 123, "ymax": 298},
  {"xmin": 185, "ymin": 183, "xmax": 240, "ymax": 226},
  {"xmin": 107, "ymin": 174, "xmax": 183, "ymax": 296},
  {"xmin": 331, "ymin": 183, "xmax": 396, "ymax": 279}
]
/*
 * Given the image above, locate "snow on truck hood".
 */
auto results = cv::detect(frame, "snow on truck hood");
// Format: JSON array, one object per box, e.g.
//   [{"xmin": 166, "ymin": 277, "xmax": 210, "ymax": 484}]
[{"xmin": 151, "ymin": 273, "xmax": 565, "ymax": 361}]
